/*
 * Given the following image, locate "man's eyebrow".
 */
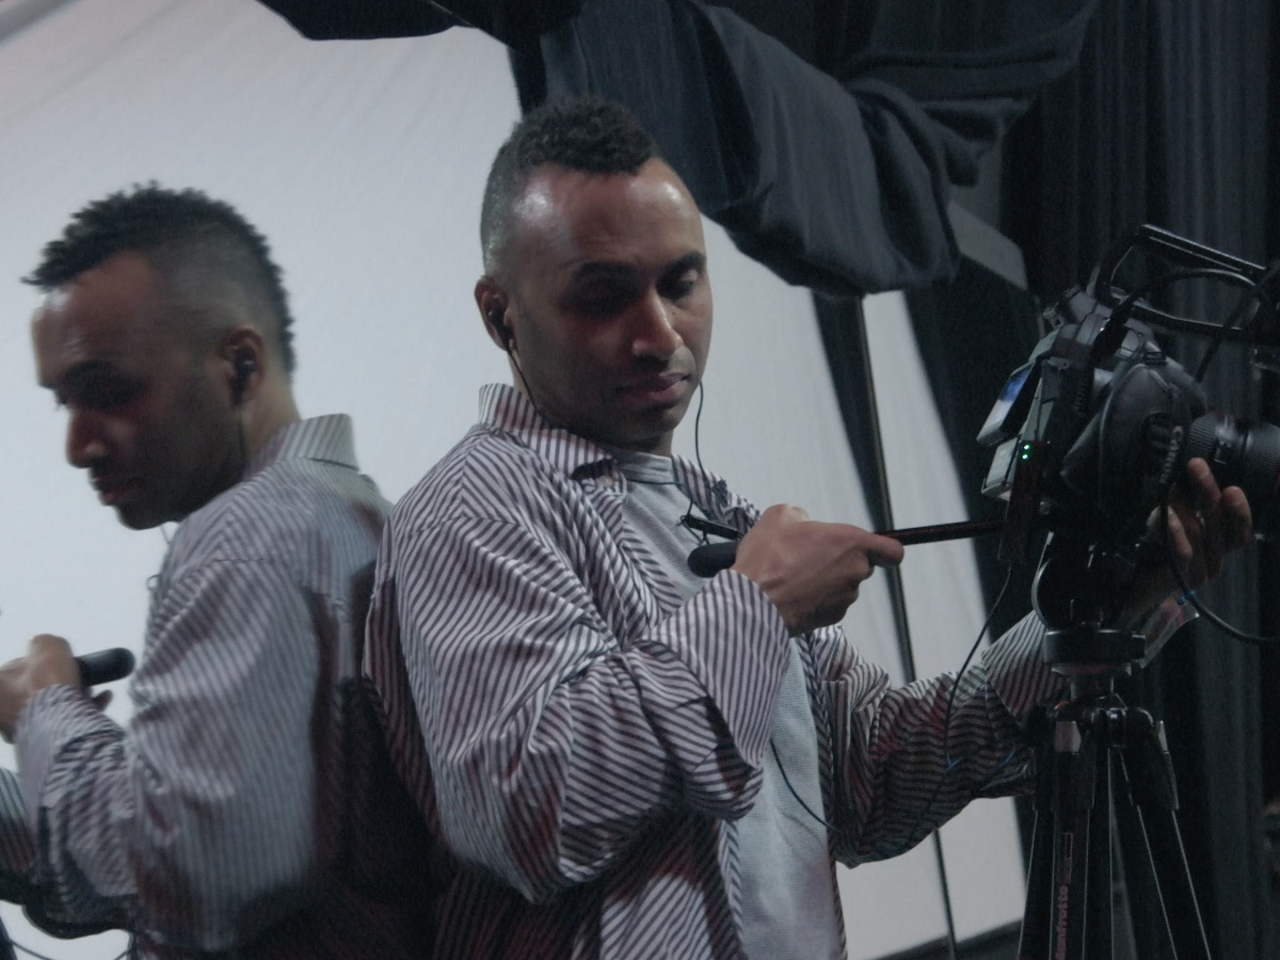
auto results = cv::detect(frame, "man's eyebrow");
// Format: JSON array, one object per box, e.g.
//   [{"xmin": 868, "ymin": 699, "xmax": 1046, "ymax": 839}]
[
  {"xmin": 569, "ymin": 250, "xmax": 707, "ymax": 281},
  {"xmin": 668, "ymin": 251, "xmax": 706, "ymax": 274},
  {"xmin": 569, "ymin": 260, "xmax": 638, "ymax": 283},
  {"xmin": 46, "ymin": 359, "xmax": 120, "ymax": 393}
]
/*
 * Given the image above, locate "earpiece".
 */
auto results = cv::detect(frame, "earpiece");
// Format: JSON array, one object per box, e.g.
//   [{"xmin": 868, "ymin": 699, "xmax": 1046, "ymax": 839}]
[
  {"xmin": 487, "ymin": 310, "xmax": 512, "ymax": 351},
  {"xmin": 231, "ymin": 354, "xmax": 256, "ymax": 406}
]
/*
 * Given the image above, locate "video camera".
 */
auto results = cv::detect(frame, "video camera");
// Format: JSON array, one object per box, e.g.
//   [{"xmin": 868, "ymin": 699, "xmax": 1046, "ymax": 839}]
[{"xmin": 979, "ymin": 224, "xmax": 1280, "ymax": 655}]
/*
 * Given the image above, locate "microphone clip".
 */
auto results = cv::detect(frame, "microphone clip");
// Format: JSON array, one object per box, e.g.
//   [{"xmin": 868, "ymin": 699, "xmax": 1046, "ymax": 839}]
[{"xmin": 680, "ymin": 514, "xmax": 741, "ymax": 542}]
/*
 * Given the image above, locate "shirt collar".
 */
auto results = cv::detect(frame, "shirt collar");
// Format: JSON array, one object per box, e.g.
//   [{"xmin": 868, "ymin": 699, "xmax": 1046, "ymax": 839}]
[
  {"xmin": 478, "ymin": 384, "xmax": 747, "ymax": 529},
  {"xmin": 244, "ymin": 414, "xmax": 358, "ymax": 480}
]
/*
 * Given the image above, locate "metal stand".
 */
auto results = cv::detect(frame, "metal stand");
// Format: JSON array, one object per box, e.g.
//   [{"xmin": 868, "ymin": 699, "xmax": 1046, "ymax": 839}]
[{"xmin": 1016, "ymin": 623, "xmax": 1212, "ymax": 960}]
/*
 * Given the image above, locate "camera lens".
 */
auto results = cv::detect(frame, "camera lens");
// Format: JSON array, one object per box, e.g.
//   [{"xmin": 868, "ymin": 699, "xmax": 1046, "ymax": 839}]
[{"xmin": 1186, "ymin": 413, "xmax": 1280, "ymax": 538}]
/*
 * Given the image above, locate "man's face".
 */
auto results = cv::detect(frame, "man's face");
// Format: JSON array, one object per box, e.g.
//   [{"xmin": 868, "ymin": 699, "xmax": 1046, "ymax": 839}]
[
  {"xmin": 32, "ymin": 251, "xmax": 242, "ymax": 529},
  {"xmin": 498, "ymin": 158, "xmax": 713, "ymax": 455}
]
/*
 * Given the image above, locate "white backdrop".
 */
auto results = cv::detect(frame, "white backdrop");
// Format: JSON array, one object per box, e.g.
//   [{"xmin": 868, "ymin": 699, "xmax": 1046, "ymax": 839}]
[{"xmin": 0, "ymin": 1, "xmax": 1025, "ymax": 956}]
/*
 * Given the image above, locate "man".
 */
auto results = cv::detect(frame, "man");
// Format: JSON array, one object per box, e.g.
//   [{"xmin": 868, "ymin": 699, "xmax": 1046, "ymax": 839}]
[
  {"xmin": 366, "ymin": 98, "xmax": 1250, "ymax": 959},
  {"xmin": 0, "ymin": 186, "xmax": 430, "ymax": 958}
]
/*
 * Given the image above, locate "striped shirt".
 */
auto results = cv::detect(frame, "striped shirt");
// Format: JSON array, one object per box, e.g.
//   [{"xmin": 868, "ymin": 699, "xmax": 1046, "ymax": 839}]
[
  {"xmin": 367, "ymin": 385, "xmax": 1061, "ymax": 960},
  {"xmin": 6, "ymin": 415, "xmax": 435, "ymax": 959}
]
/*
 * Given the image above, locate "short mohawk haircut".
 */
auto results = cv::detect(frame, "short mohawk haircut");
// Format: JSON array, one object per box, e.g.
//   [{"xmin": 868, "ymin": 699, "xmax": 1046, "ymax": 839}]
[
  {"xmin": 480, "ymin": 96, "xmax": 660, "ymax": 272},
  {"xmin": 26, "ymin": 183, "xmax": 296, "ymax": 373}
]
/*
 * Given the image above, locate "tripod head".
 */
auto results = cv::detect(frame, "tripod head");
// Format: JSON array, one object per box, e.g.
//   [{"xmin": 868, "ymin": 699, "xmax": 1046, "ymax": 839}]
[{"xmin": 1030, "ymin": 531, "xmax": 1151, "ymax": 692}]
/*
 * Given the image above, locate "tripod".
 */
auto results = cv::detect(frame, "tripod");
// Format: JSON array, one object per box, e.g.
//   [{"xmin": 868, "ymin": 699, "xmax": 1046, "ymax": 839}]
[{"xmin": 1016, "ymin": 621, "xmax": 1212, "ymax": 960}]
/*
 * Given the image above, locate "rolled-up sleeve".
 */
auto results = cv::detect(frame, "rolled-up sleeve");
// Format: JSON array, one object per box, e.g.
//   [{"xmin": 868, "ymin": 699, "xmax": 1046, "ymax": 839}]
[{"xmin": 821, "ymin": 611, "xmax": 1057, "ymax": 865}]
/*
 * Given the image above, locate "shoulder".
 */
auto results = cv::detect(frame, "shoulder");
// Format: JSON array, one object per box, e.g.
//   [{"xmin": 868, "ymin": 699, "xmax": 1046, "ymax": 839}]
[
  {"xmin": 170, "ymin": 456, "xmax": 389, "ymax": 571},
  {"xmin": 390, "ymin": 424, "xmax": 579, "ymax": 535}
]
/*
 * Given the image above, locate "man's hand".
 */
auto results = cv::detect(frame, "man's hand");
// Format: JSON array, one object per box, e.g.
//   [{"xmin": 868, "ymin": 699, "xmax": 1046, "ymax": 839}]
[
  {"xmin": 1127, "ymin": 457, "xmax": 1253, "ymax": 619},
  {"xmin": 0, "ymin": 635, "xmax": 83, "ymax": 742},
  {"xmin": 1170, "ymin": 457, "xmax": 1253, "ymax": 584},
  {"xmin": 733, "ymin": 504, "xmax": 905, "ymax": 636}
]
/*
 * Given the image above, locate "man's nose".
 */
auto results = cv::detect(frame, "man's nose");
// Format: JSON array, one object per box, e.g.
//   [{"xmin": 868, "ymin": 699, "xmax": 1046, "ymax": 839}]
[
  {"xmin": 67, "ymin": 409, "xmax": 109, "ymax": 468},
  {"xmin": 631, "ymin": 291, "xmax": 683, "ymax": 358}
]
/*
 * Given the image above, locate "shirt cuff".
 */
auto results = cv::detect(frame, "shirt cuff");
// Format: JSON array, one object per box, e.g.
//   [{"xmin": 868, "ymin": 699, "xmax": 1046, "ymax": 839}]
[{"xmin": 15, "ymin": 685, "xmax": 121, "ymax": 829}]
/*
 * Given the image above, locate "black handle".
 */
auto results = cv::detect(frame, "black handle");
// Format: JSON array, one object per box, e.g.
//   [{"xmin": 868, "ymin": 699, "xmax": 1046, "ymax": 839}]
[
  {"xmin": 75, "ymin": 648, "xmax": 136, "ymax": 686},
  {"xmin": 685, "ymin": 518, "xmax": 1006, "ymax": 578},
  {"xmin": 687, "ymin": 541, "xmax": 739, "ymax": 577}
]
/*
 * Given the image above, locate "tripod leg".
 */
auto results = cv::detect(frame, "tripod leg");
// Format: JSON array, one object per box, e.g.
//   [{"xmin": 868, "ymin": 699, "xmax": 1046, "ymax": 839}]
[
  {"xmin": 1018, "ymin": 715, "xmax": 1101, "ymax": 960},
  {"xmin": 1018, "ymin": 799, "xmax": 1055, "ymax": 958},
  {"xmin": 1019, "ymin": 710, "xmax": 1060, "ymax": 960},
  {"xmin": 1113, "ymin": 761, "xmax": 1174, "ymax": 959},
  {"xmin": 1083, "ymin": 754, "xmax": 1113, "ymax": 960},
  {"xmin": 1116, "ymin": 714, "xmax": 1213, "ymax": 960}
]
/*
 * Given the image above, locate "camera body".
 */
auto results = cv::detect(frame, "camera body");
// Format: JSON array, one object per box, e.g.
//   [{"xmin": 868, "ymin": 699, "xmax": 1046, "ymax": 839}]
[
  {"xmin": 980, "ymin": 287, "xmax": 1209, "ymax": 550},
  {"xmin": 978, "ymin": 227, "xmax": 1280, "ymax": 638}
]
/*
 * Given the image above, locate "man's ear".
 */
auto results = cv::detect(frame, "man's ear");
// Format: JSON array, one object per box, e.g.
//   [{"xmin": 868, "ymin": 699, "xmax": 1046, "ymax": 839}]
[
  {"xmin": 475, "ymin": 276, "xmax": 514, "ymax": 353},
  {"xmin": 219, "ymin": 326, "xmax": 267, "ymax": 407}
]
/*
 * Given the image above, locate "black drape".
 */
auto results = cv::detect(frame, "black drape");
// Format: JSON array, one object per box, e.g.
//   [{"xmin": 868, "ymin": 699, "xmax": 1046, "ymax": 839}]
[
  {"xmin": 259, "ymin": 0, "xmax": 1098, "ymax": 296},
  {"xmin": 523, "ymin": 0, "xmax": 1098, "ymax": 296}
]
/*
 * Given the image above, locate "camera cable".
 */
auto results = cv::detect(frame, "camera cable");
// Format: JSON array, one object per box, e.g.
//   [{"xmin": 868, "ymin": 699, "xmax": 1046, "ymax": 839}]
[
  {"xmin": 1193, "ymin": 257, "xmax": 1280, "ymax": 380},
  {"xmin": 1159, "ymin": 500, "xmax": 1278, "ymax": 646}
]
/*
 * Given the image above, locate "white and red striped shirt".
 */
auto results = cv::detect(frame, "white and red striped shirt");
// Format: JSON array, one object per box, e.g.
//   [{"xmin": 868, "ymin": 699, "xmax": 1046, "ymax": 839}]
[
  {"xmin": 6, "ymin": 415, "xmax": 434, "ymax": 958},
  {"xmin": 367, "ymin": 384, "xmax": 1061, "ymax": 960}
]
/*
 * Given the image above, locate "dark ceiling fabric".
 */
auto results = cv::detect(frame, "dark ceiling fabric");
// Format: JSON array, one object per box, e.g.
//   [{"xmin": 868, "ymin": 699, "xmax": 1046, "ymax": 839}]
[
  {"xmin": 258, "ymin": 0, "xmax": 1098, "ymax": 296},
  {"xmin": 526, "ymin": 0, "xmax": 1099, "ymax": 296},
  {"xmin": 1003, "ymin": 2, "xmax": 1280, "ymax": 958},
  {"xmin": 256, "ymin": 0, "xmax": 458, "ymax": 39},
  {"xmin": 255, "ymin": 0, "xmax": 585, "ymax": 44}
]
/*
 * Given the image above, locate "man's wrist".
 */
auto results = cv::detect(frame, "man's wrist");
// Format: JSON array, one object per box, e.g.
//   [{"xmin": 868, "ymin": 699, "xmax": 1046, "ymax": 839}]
[{"xmin": 1134, "ymin": 592, "xmax": 1200, "ymax": 667}]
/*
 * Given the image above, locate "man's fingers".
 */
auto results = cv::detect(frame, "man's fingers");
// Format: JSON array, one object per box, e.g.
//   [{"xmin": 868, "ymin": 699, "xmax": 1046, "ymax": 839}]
[
  {"xmin": 737, "ymin": 507, "xmax": 896, "ymax": 635},
  {"xmin": 1166, "ymin": 461, "xmax": 1254, "ymax": 588},
  {"xmin": 1130, "ymin": 462, "xmax": 1254, "ymax": 615},
  {"xmin": 758, "ymin": 503, "xmax": 810, "ymax": 525},
  {"xmin": 1165, "ymin": 504, "xmax": 1193, "ymax": 565},
  {"xmin": 1222, "ymin": 486, "xmax": 1253, "ymax": 549},
  {"xmin": 29, "ymin": 634, "xmax": 72, "ymax": 659},
  {"xmin": 865, "ymin": 533, "xmax": 906, "ymax": 569},
  {"xmin": 1187, "ymin": 458, "xmax": 1221, "ymax": 513},
  {"xmin": 25, "ymin": 634, "xmax": 81, "ymax": 690}
]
